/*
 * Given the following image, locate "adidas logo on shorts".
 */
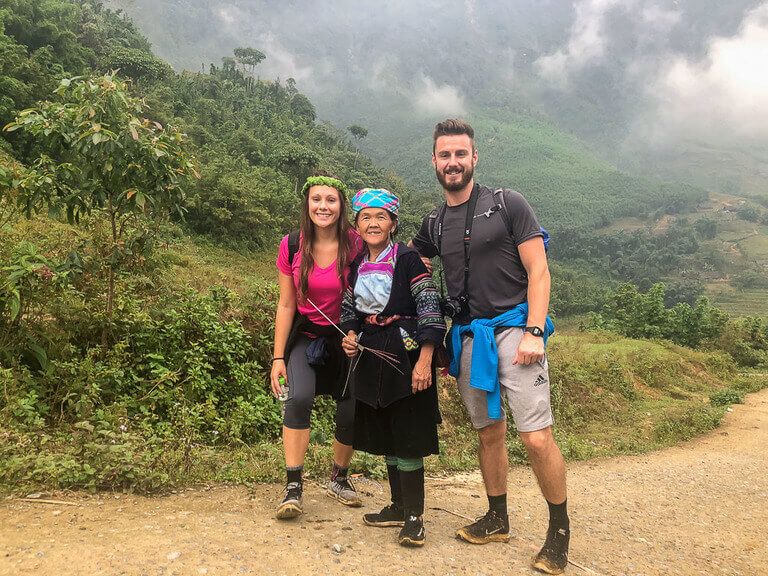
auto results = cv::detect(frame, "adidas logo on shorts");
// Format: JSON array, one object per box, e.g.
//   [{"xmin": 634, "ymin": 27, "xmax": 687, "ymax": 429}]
[{"xmin": 534, "ymin": 374, "xmax": 547, "ymax": 387}]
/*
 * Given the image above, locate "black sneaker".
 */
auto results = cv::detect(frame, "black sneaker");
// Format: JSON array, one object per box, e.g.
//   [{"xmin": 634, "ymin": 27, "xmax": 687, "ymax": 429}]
[
  {"xmin": 398, "ymin": 515, "xmax": 425, "ymax": 547},
  {"xmin": 363, "ymin": 503, "xmax": 405, "ymax": 527},
  {"xmin": 275, "ymin": 481, "xmax": 303, "ymax": 520},
  {"xmin": 455, "ymin": 509, "xmax": 510, "ymax": 544},
  {"xmin": 532, "ymin": 527, "xmax": 570, "ymax": 575}
]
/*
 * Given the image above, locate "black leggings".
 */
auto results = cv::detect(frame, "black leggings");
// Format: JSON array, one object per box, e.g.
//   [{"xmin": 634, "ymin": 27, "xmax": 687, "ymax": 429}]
[{"xmin": 283, "ymin": 335, "xmax": 355, "ymax": 445}]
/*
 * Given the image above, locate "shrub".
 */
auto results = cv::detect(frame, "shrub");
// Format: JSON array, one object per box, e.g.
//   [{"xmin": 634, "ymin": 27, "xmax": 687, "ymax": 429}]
[
  {"xmin": 715, "ymin": 316, "xmax": 768, "ymax": 367},
  {"xmin": 710, "ymin": 389, "xmax": 743, "ymax": 407},
  {"xmin": 732, "ymin": 270, "xmax": 768, "ymax": 290},
  {"xmin": 584, "ymin": 282, "xmax": 728, "ymax": 350}
]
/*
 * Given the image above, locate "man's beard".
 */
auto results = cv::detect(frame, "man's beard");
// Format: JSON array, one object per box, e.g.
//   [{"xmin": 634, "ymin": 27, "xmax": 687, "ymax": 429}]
[{"xmin": 436, "ymin": 165, "xmax": 474, "ymax": 192}]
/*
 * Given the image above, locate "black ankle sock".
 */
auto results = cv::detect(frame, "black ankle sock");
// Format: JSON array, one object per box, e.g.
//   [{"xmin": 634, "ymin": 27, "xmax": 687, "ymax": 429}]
[
  {"xmin": 387, "ymin": 464, "xmax": 403, "ymax": 508},
  {"xmin": 399, "ymin": 467, "xmax": 425, "ymax": 517},
  {"xmin": 488, "ymin": 493, "xmax": 507, "ymax": 516},
  {"xmin": 331, "ymin": 462, "xmax": 349, "ymax": 481},
  {"xmin": 286, "ymin": 466, "xmax": 303, "ymax": 485},
  {"xmin": 547, "ymin": 499, "xmax": 569, "ymax": 532}
]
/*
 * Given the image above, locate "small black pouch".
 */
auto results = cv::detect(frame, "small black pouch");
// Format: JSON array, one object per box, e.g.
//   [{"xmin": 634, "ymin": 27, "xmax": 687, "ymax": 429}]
[{"xmin": 305, "ymin": 336, "xmax": 329, "ymax": 367}]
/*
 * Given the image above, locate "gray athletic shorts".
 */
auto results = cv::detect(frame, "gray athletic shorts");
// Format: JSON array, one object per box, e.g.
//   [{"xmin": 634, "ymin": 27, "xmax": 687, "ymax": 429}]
[{"xmin": 456, "ymin": 327, "xmax": 554, "ymax": 432}]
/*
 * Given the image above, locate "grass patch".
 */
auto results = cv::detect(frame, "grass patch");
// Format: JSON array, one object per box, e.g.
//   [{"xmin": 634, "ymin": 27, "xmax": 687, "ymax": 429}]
[
  {"xmin": 4, "ymin": 330, "xmax": 764, "ymax": 495},
  {"xmin": 158, "ymin": 236, "xmax": 277, "ymax": 296}
]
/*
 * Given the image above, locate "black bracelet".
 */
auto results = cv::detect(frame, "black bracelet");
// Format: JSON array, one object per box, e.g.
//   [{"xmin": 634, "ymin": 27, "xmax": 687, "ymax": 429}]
[{"xmin": 271, "ymin": 357, "xmax": 285, "ymax": 363}]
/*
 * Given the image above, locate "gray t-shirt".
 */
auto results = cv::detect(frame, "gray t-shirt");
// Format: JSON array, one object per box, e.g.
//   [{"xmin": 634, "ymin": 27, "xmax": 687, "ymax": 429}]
[{"xmin": 412, "ymin": 184, "xmax": 542, "ymax": 320}]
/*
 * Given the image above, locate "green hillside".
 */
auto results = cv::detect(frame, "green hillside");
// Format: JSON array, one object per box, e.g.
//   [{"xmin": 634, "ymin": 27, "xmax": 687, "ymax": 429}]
[
  {"xmin": 0, "ymin": 0, "xmax": 421, "ymax": 248},
  {"xmin": 351, "ymin": 99, "xmax": 706, "ymax": 233},
  {"xmin": 590, "ymin": 191, "xmax": 768, "ymax": 317}
]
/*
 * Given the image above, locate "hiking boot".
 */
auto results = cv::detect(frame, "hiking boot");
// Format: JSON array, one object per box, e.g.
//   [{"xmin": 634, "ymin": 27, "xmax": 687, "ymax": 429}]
[
  {"xmin": 532, "ymin": 527, "xmax": 570, "ymax": 575},
  {"xmin": 363, "ymin": 503, "xmax": 405, "ymax": 527},
  {"xmin": 326, "ymin": 476, "xmax": 362, "ymax": 507},
  {"xmin": 275, "ymin": 481, "xmax": 303, "ymax": 520},
  {"xmin": 398, "ymin": 515, "xmax": 425, "ymax": 547},
  {"xmin": 455, "ymin": 509, "xmax": 510, "ymax": 544}
]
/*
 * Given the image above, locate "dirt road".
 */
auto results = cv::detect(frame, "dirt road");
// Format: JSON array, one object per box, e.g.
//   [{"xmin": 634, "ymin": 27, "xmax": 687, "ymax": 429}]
[{"xmin": 2, "ymin": 389, "xmax": 767, "ymax": 576}]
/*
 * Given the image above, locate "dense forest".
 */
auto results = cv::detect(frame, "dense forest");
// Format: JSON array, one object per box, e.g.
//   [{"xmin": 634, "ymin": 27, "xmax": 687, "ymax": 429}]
[
  {"xmin": 1, "ymin": 0, "xmax": 766, "ymax": 493},
  {"xmin": 0, "ymin": 0, "xmax": 433, "ymax": 242}
]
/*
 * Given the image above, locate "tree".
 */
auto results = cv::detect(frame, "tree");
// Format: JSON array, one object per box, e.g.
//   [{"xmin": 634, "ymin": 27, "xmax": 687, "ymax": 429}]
[
  {"xmin": 290, "ymin": 93, "xmax": 316, "ymax": 123},
  {"xmin": 101, "ymin": 47, "xmax": 172, "ymax": 82},
  {"xmin": 186, "ymin": 155, "xmax": 296, "ymax": 247},
  {"xmin": 694, "ymin": 217, "xmax": 717, "ymax": 240},
  {"xmin": 348, "ymin": 124, "xmax": 368, "ymax": 142},
  {"xmin": 285, "ymin": 77, "xmax": 298, "ymax": 96},
  {"xmin": 347, "ymin": 124, "xmax": 368, "ymax": 168},
  {"xmin": 233, "ymin": 47, "xmax": 266, "ymax": 76},
  {"xmin": 0, "ymin": 150, "xmax": 20, "ymax": 228},
  {"xmin": 271, "ymin": 143, "xmax": 319, "ymax": 194},
  {"xmin": 4, "ymin": 73, "xmax": 197, "ymax": 343}
]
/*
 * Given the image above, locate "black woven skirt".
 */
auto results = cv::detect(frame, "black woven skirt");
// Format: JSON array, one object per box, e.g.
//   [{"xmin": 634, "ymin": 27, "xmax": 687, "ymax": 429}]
[{"xmin": 353, "ymin": 383, "xmax": 441, "ymax": 459}]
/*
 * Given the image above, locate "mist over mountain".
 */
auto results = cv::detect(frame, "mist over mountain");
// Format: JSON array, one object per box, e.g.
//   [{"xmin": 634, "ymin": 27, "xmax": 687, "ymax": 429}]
[{"xmin": 107, "ymin": 0, "xmax": 768, "ymax": 195}]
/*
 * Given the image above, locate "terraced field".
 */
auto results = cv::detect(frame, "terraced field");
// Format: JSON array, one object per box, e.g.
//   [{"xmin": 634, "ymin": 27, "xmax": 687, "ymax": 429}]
[{"xmin": 708, "ymin": 284, "xmax": 768, "ymax": 318}]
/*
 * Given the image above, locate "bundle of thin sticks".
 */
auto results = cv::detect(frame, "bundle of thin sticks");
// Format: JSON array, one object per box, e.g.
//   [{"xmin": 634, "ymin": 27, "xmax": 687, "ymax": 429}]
[{"xmin": 306, "ymin": 298, "xmax": 404, "ymax": 375}]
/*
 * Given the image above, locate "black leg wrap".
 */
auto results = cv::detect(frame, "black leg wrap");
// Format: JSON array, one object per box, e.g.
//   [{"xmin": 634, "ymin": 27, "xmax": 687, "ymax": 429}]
[
  {"xmin": 399, "ymin": 467, "xmax": 425, "ymax": 517},
  {"xmin": 387, "ymin": 464, "xmax": 403, "ymax": 508}
]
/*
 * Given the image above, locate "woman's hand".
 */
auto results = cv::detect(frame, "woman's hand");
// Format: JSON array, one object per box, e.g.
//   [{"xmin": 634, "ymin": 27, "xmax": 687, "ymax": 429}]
[
  {"xmin": 270, "ymin": 359, "xmax": 287, "ymax": 398},
  {"xmin": 411, "ymin": 343, "xmax": 435, "ymax": 393},
  {"xmin": 342, "ymin": 330, "xmax": 359, "ymax": 358},
  {"xmin": 411, "ymin": 359, "xmax": 432, "ymax": 393}
]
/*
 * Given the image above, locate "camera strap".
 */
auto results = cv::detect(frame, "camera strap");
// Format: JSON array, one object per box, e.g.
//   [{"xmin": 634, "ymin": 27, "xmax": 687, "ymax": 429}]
[{"xmin": 436, "ymin": 183, "xmax": 480, "ymax": 300}]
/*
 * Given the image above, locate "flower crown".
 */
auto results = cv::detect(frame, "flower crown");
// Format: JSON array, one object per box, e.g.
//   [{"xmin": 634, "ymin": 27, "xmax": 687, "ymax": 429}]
[{"xmin": 300, "ymin": 175, "xmax": 349, "ymax": 197}]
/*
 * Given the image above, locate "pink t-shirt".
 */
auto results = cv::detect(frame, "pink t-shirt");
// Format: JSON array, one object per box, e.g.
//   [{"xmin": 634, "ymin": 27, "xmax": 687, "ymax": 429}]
[{"xmin": 276, "ymin": 230, "xmax": 362, "ymax": 325}]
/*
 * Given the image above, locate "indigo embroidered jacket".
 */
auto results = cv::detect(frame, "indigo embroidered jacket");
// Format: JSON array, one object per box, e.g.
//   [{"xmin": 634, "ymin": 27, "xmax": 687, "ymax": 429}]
[{"xmin": 340, "ymin": 243, "xmax": 446, "ymax": 408}]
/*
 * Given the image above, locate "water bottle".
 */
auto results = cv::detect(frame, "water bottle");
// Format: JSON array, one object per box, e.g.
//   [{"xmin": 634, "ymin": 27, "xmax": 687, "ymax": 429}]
[{"xmin": 277, "ymin": 375, "xmax": 289, "ymax": 402}]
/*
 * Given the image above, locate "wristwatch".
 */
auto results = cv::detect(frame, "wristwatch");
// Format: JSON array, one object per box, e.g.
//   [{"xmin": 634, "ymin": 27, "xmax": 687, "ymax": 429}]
[{"xmin": 524, "ymin": 326, "xmax": 544, "ymax": 337}]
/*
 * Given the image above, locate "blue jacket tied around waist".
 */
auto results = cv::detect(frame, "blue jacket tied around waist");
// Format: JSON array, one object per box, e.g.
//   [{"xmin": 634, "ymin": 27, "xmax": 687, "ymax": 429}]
[{"xmin": 447, "ymin": 302, "xmax": 555, "ymax": 419}]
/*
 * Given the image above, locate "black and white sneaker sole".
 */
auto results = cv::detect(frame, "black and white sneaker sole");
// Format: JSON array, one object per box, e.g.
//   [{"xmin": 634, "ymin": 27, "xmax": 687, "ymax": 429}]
[
  {"xmin": 363, "ymin": 517, "xmax": 405, "ymax": 528},
  {"xmin": 398, "ymin": 536, "xmax": 425, "ymax": 547},
  {"xmin": 455, "ymin": 528, "xmax": 510, "ymax": 544}
]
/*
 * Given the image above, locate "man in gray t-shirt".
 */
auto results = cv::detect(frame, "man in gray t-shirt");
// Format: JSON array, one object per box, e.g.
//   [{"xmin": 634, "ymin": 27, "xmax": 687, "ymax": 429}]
[
  {"xmin": 412, "ymin": 184, "xmax": 542, "ymax": 321},
  {"xmin": 410, "ymin": 119, "xmax": 570, "ymax": 575}
]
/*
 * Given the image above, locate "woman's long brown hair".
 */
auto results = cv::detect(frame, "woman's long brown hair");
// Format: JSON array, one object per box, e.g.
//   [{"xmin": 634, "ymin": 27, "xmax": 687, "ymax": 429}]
[{"xmin": 297, "ymin": 172, "xmax": 352, "ymax": 302}]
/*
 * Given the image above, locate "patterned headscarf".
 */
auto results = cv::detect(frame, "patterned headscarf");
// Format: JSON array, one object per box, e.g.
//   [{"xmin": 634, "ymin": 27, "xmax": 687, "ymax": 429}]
[{"xmin": 352, "ymin": 188, "xmax": 400, "ymax": 217}]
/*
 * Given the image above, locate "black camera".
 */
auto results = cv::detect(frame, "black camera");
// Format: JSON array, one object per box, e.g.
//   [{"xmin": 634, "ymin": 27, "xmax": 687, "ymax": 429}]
[{"xmin": 440, "ymin": 294, "xmax": 469, "ymax": 319}]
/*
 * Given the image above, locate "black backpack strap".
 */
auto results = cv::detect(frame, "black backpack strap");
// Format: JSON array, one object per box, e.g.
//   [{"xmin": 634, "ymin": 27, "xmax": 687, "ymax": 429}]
[
  {"xmin": 288, "ymin": 230, "xmax": 300, "ymax": 265},
  {"xmin": 428, "ymin": 203, "xmax": 448, "ymax": 256},
  {"xmin": 493, "ymin": 188, "xmax": 551, "ymax": 251},
  {"xmin": 493, "ymin": 188, "xmax": 514, "ymax": 236}
]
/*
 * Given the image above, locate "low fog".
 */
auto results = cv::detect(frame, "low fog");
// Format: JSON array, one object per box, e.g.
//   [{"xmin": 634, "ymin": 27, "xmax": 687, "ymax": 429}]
[{"xmin": 108, "ymin": 0, "xmax": 768, "ymax": 187}]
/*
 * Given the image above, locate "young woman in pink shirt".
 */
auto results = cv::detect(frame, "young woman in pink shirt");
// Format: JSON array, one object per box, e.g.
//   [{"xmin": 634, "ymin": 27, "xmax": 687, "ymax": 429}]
[{"xmin": 271, "ymin": 172, "xmax": 363, "ymax": 519}]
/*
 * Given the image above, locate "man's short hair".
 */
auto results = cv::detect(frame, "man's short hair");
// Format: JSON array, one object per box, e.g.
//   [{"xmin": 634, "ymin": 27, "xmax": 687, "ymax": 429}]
[{"xmin": 433, "ymin": 119, "xmax": 475, "ymax": 151}]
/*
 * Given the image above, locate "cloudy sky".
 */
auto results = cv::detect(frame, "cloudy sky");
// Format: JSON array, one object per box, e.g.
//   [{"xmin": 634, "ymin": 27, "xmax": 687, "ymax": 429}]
[{"xmin": 109, "ymin": 0, "xmax": 768, "ymax": 154}]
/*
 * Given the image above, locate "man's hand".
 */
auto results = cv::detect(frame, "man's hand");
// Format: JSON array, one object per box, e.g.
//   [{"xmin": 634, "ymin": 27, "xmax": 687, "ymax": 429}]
[
  {"xmin": 512, "ymin": 332, "xmax": 545, "ymax": 365},
  {"xmin": 342, "ymin": 330, "xmax": 359, "ymax": 358}
]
